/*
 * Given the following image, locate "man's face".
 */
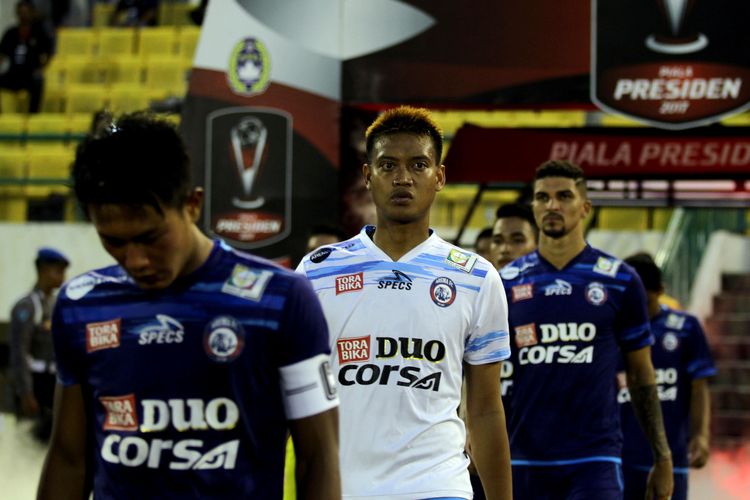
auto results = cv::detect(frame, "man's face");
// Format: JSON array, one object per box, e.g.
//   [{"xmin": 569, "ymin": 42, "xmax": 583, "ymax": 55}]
[
  {"xmin": 532, "ymin": 176, "xmax": 591, "ymax": 239},
  {"xmin": 363, "ymin": 132, "xmax": 445, "ymax": 225},
  {"xmin": 307, "ymin": 233, "xmax": 340, "ymax": 253},
  {"xmin": 475, "ymin": 236, "xmax": 493, "ymax": 263},
  {"xmin": 89, "ymin": 199, "xmax": 201, "ymax": 290},
  {"xmin": 490, "ymin": 217, "xmax": 537, "ymax": 269},
  {"xmin": 16, "ymin": 4, "xmax": 33, "ymax": 24},
  {"xmin": 40, "ymin": 262, "xmax": 68, "ymax": 290}
]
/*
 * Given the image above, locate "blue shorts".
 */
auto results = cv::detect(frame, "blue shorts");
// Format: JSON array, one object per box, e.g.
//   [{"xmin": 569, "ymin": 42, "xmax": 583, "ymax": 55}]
[
  {"xmin": 512, "ymin": 461, "xmax": 624, "ymax": 500},
  {"xmin": 622, "ymin": 464, "xmax": 688, "ymax": 500}
]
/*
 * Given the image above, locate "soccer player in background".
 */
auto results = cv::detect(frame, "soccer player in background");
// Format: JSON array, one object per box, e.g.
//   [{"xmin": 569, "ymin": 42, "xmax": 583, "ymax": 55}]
[
  {"xmin": 37, "ymin": 113, "xmax": 341, "ymax": 500},
  {"xmin": 490, "ymin": 203, "xmax": 538, "ymax": 271},
  {"xmin": 501, "ymin": 160, "xmax": 673, "ymax": 500},
  {"xmin": 618, "ymin": 253, "xmax": 716, "ymax": 500},
  {"xmin": 474, "ymin": 227, "xmax": 494, "ymax": 263},
  {"xmin": 297, "ymin": 106, "xmax": 512, "ymax": 500}
]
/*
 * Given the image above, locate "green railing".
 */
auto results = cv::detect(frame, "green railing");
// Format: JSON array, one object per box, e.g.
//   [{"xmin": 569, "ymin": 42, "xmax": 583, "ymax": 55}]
[{"xmin": 655, "ymin": 208, "xmax": 747, "ymax": 306}]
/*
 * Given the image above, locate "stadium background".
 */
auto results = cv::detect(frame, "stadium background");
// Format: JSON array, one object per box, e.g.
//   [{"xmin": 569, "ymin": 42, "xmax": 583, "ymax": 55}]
[{"xmin": 0, "ymin": 1, "xmax": 748, "ymax": 498}]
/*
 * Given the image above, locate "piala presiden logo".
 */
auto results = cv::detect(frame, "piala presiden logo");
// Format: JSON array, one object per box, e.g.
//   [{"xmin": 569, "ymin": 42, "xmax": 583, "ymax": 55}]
[{"xmin": 592, "ymin": 0, "xmax": 750, "ymax": 129}]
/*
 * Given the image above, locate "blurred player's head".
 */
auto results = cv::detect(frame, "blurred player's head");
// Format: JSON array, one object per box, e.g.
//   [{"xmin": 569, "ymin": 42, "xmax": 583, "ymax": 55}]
[
  {"xmin": 73, "ymin": 112, "xmax": 206, "ymax": 290},
  {"xmin": 35, "ymin": 247, "xmax": 69, "ymax": 291},
  {"xmin": 363, "ymin": 106, "xmax": 445, "ymax": 226},
  {"xmin": 307, "ymin": 224, "xmax": 346, "ymax": 253},
  {"xmin": 532, "ymin": 160, "xmax": 591, "ymax": 240},
  {"xmin": 491, "ymin": 203, "xmax": 538, "ymax": 269},
  {"xmin": 624, "ymin": 252, "xmax": 664, "ymax": 316},
  {"xmin": 16, "ymin": 1, "xmax": 34, "ymax": 25},
  {"xmin": 474, "ymin": 227, "xmax": 493, "ymax": 263}
]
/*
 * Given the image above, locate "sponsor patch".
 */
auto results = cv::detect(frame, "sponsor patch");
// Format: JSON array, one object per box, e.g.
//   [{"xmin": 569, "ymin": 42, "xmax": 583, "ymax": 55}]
[
  {"xmin": 662, "ymin": 332, "xmax": 680, "ymax": 352},
  {"xmin": 515, "ymin": 323, "xmax": 538, "ymax": 348},
  {"xmin": 221, "ymin": 264, "xmax": 273, "ymax": 301},
  {"xmin": 137, "ymin": 315, "xmax": 185, "ymax": 345},
  {"xmin": 500, "ymin": 265, "xmax": 520, "ymax": 280},
  {"xmin": 666, "ymin": 313, "xmax": 686, "ymax": 330},
  {"xmin": 585, "ymin": 282, "xmax": 608, "ymax": 306},
  {"xmin": 512, "ymin": 284, "xmax": 533, "ymax": 302},
  {"xmin": 430, "ymin": 277, "xmax": 456, "ymax": 307},
  {"xmin": 310, "ymin": 247, "xmax": 333, "ymax": 263},
  {"xmin": 335, "ymin": 272, "xmax": 364, "ymax": 294},
  {"xmin": 544, "ymin": 279, "xmax": 573, "ymax": 296},
  {"xmin": 593, "ymin": 256, "xmax": 621, "ymax": 277},
  {"xmin": 378, "ymin": 270, "xmax": 413, "ymax": 290},
  {"xmin": 446, "ymin": 248, "xmax": 477, "ymax": 273},
  {"xmin": 66, "ymin": 272, "xmax": 125, "ymax": 301},
  {"xmin": 337, "ymin": 335, "xmax": 371, "ymax": 364},
  {"xmin": 100, "ymin": 394, "xmax": 138, "ymax": 431},
  {"xmin": 86, "ymin": 319, "xmax": 121, "ymax": 353},
  {"xmin": 204, "ymin": 316, "xmax": 245, "ymax": 363}
]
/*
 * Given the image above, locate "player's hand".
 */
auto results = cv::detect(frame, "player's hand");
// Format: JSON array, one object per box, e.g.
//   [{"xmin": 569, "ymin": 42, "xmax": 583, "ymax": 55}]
[
  {"xmin": 20, "ymin": 393, "xmax": 40, "ymax": 417},
  {"xmin": 688, "ymin": 434, "xmax": 710, "ymax": 468},
  {"xmin": 646, "ymin": 455, "xmax": 673, "ymax": 500}
]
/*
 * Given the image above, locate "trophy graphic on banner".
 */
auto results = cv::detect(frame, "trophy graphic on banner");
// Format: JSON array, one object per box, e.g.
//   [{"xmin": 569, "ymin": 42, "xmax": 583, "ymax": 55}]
[
  {"xmin": 231, "ymin": 116, "xmax": 267, "ymax": 209},
  {"xmin": 646, "ymin": 0, "xmax": 708, "ymax": 54}
]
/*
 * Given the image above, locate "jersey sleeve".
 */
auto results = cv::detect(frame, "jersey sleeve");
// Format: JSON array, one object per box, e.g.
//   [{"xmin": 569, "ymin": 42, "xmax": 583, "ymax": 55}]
[
  {"xmin": 464, "ymin": 269, "xmax": 511, "ymax": 365},
  {"xmin": 277, "ymin": 274, "xmax": 338, "ymax": 419},
  {"xmin": 684, "ymin": 315, "xmax": 717, "ymax": 380},
  {"xmin": 51, "ymin": 296, "xmax": 85, "ymax": 386},
  {"xmin": 615, "ymin": 267, "xmax": 654, "ymax": 352}
]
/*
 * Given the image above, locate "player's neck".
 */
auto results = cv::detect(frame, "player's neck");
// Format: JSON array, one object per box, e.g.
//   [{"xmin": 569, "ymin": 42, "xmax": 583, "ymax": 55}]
[
  {"xmin": 371, "ymin": 218, "xmax": 431, "ymax": 261},
  {"xmin": 180, "ymin": 226, "xmax": 215, "ymax": 277},
  {"xmin": 538, "ymin": 232, "xmax": 587, "ymax": 270}
]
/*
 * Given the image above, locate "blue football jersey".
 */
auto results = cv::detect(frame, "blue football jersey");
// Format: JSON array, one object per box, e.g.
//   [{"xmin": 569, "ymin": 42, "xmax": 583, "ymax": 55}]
[
  {"xmin": 618, "ymin": 306, "xmax": 716, "ymax": 470},
  {"xmin": 52, "ymin": 240, "xmax": 333, "ymax": 499},
  {"xmin": 501, "ymin": 246, "xmax": 653, "ymax": 464}
]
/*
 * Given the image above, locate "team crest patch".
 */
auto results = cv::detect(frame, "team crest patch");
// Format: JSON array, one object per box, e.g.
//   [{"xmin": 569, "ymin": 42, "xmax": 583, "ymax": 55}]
[
  {"xmin": 86, "ymin": 319, "xmax": 121, "ymax": 353},
  {"xmin": 100, "ymin": 394, "xmax": 138, "ymax": 431},
  {"xmin": 222, "ymin": 264, "xmax": 273, "ymax": 301},
  {"xmin": 335, "ymin": 272, "xmax": 364, "ymax": 294},
  {"xmin": 666, "ymin": 313, "xmax": 686, "ymax": 330},
  {"xmin": 515, "ymin": 323, "xmax": 538, "ymax": 348},
  {"xmin": 585, "ymin": 282, "xmax": 608, "ymax": 306},
  {"xmin": 204, "ymin": 316, "xmax": 245, "ymax": 363},
  {"xmin": 593, "ymin": 257, "xmax": 621, "ymax": 277},
  {"xmin": 662, "ymin": 332, "xmax": 680, "ymax": 352},
  {"xmin": 512, "ymin": 284, "xmax": 533, "ymax": 302},
  {"xmin": 446, "ymin": 249, "xmax": 477, "ymax": 273},
  {"xmin": 337, "ymin": 335, "xmax": 371, "ymax": 364},
  {"xmin": 430, "ymin": 277, "xmax": 456, "ymax": 307}
]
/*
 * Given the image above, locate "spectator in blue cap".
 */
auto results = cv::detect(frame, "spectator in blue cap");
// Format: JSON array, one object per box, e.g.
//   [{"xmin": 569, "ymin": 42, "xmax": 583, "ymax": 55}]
[{"xmin": 9, "ymin": 246, "xmax": 69, "ymax": 441}]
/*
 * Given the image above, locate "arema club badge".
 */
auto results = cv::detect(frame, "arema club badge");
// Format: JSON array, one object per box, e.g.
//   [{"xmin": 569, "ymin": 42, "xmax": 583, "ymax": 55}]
[{"xmin": 592, "ymin": 0, "xmax": 750, "ymax": 129}]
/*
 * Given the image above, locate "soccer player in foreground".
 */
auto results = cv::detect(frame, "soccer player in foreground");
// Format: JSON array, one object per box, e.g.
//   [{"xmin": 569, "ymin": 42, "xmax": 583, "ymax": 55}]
[
  {"xmin": 37, "ymin": 113, "xmax": 341, "ymax": 499},
  {"xmin": 297, "ymin": 106, "xmax": 512, "ymax": 499}
]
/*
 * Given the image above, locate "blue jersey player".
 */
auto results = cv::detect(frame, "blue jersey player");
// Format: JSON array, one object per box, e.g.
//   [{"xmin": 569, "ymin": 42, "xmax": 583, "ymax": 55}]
[
  {"xmin": 37, "ymin": 113, "xmax": 341, "ymax": 499},
  {"xmin": 501, "ymin": 161, "xmax": 673, "ymax": 500},
  {"xmin": 618, "ymin": 253, "xmax": 716, "ymax": 500}
]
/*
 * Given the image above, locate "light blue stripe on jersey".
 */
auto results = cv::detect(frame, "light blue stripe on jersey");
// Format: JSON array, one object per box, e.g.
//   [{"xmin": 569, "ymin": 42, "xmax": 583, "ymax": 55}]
[
  {"xmin": 413, "ymin": 253, "xmax": 488, "ymax": 278},
  {"xmin": 512, "ymin": 456, "xmax": 622, "ymax": 466},
  {"xmin": 627, "ymin": 464, "xmax": 689, "ymax": 474},
  {"xmin": 471, "ymin": 348, "xmax": 511, "ymax": 363},
  {"xmin": 465, "ymin": 330, "xmax": 509, "ymax": 353}
]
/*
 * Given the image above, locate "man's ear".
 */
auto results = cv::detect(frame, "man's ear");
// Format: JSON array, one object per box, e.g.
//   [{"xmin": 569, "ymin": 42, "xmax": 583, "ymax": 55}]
[
  {"xmin": 185, "ymin": 187, "xmax": 204, "ymax": 222},
  {"xmin": 435, "ymin": 164, "xmax": 446, "ymax": 192},
  {"xmin": 362, "ymin": 163, "xmax": 372, "ymax": 190}
]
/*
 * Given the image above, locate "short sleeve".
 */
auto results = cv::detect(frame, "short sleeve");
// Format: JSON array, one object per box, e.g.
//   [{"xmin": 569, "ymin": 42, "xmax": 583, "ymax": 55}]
[
  {"xmin": 615, "ymin": 266, "xmax": 654, "ymax": 352},
  {"xmin": 684, "ymin": 316, "xmax": 717, "ymax": 380},
  {"xmin": 464, "ymin": 269, "xmax": 511, "ymax": 365},
  {"xmin": 277, "ymin": 274, "xmax": 331, "ymax": 367},
  {"xmin": 51, "ymin": 297, "xmax": 85, "ymax": 386}
]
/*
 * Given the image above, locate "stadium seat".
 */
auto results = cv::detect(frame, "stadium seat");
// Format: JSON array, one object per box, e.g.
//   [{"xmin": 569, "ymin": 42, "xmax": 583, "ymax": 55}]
[
  {"xmin": 109, "ymin": 84, "xmax": 151, "ymax": 113},
  {"xmin": 0, "ymin": 89, "xmax": 29, "ymax": 114},
  {"xmin": 0, "ymin": 145, "xmax": 29, "ymax": 220},
  {"xmin": 26, "ymin": 147, "xmax": 75, "ymax": 197},
  {"xmin": 98, "ymin": 28, "xmax": 136, "ymax": 56},
  {"xmin": 92, "ymin": 2, "xmax": 115, "ymax": 27},
  {"xmin": 56, "ymin": 28, "xmax": 97, "ymax": 57},
  {"xmin": 139, "ymin": 27, "xmax": 178, "ymax": 58},
  {"xmin": 65, "ymin": 85, "xmax": 108, "ymax": 115},
  {"xmin": 26, "ymin": 114, "xmax": 70, "ymax": 146},
  {"xmin": 171, "ymin": 3, "xmax": 194, "ymax": 26},
  {"xmin": 177, "ymin": 26, "xmax": 201, "ymax": 62},
  {"xmin": 44, "ymin": 56, "xmax": 67, "ymax": 88},
  {"xmin": 0, "ymin": 113, "xmax": 27, "ymax": 145},
  {"xmin": 144, "ymin": 57, "xmax": 187, "ymax": 98},
  {"xmin": 69, "ymin": 113, "xmax": 94, "ymax": 138},
  {"xmin": 65, "ymin": 56, "xmax": 105, "ymax": 84},
  {"xmin": 104, "ymin": 56, "xmax": 144, "ymax": 85},
  {"xmin": 41, "ymin": 86, "xmax": 67, "ymax": 113},
  {"xmin": 597, "ymin": 207, "xmax": 649, "ymax": 231}
]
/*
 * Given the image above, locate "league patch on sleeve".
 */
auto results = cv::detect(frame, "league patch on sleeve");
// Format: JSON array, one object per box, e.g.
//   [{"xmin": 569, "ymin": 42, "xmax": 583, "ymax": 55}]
[
  {"xmin": 222, "ymin": 264, "xmax": 273, "ymax": 301},
  {"xmin": 445, "ymin": 248, "xmax": 477, "ymax": 273},
  {"xmin": 665, "ymin": 313, "xmax": 686, "ymax": 330},
  {"xmin": 593, "ymin": 256, "xmax": 622, "ymax": 277}
]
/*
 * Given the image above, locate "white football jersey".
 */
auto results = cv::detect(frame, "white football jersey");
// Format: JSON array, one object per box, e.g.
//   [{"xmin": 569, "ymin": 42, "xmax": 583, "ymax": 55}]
[{"xmin": 297, "ymin": 226, "xmax": 510, "ymax": 500}]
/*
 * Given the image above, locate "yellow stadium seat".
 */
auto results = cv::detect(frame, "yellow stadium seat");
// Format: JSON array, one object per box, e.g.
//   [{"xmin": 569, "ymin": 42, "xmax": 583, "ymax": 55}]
[
  {"xmin": 41, "ymin": 86, "xmax": 67, "ymax": 113},
  {"xmin": 44, "ymin": 56, "xmax": 67, "ymax": 88},
  {"xmin": 65, "ymin": 85, "xmax": 109, "ymax": 115},
  {"xmin": 65, "ymin": 56, "xmax": 105, "ymax": 84},
  {"xmin": 144, "ymin": 57, "xmax": 187, "ymax": 98},
  {"xmin": 177, "ymin": 26, "xmax": 201, "ymax": 62},
  {"xmin": 56, "ymin": 28, "xmax": 97, "ymax": 57},
  {"xmin": 158, "ymin": 3, "xmax": 175, "ymax": 25},
  {"xmin": 27, "ymin": 114, "xmax": 70, "ymax": 146},
  {"xmin": 109, "ymin": 85, "xmax": 151, "ymax": 113},
  {"xmin": 171, "ymin": 4, "xmax": 194, "ymax": 26},
  {"xmin": 0, "ymin": 146, "xmax": 28, "ymax": 220},
  {"xmin": 104, "ymin": 56, "xmax": 144, "ymax": 85},
  {"xmin": 92, "ymin": 2, "xmax": 115, "ymax": 27},
  {"xmin": 0, "ymin": 113, "xmax": 27, "ymax": 145},
  {"xmin": 0, "ymin": 89, "xmax": 29, "ymax": 114},
  {"xmin": 597, "ymin": 207, "xmax": 649, "ymax": 231},
  {"xmin": 98, "ymin": 28, "xmax": 136, "ymax": 56},
  {"xmin": 27, "ymin": 147, "xmax": 75, "ymax": 197},
  {"xmin": 139, "ymin": 27, "xmax": 178, "ymax": 58},
  {"xmin": 69, "ymin": 113, "xmax": 94, "ymax": 137}
]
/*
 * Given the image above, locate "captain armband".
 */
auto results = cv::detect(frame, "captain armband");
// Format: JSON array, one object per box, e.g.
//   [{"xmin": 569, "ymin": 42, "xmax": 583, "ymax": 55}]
[{"xmin": 279, "ymin": 353, "xmax": 339, "ymax": 420}]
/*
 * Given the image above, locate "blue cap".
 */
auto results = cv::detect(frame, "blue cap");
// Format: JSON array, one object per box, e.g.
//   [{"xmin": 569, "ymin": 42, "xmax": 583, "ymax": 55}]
[{"xmin": 36, "ymin": 247, "xmax": 69, "ymax": 265}]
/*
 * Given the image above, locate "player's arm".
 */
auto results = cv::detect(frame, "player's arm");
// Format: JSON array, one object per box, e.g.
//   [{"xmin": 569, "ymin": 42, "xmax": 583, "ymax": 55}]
[
  {"xmin": 688, "ymin": 378, "xmax": 711, "ymax": 468},
  {"xmin": 465, "ymin": 361, "xmax": 512, "ymax": 500},
  {"xmin": 289, "ymin": 407, "xmax": 340, "ymax": 500},
  {"xmin": 37, "ymin": 383, "xmax": 90, "ymax": 500},
  {"xmin": 624, "ymin": 346, "xmax": 673, "ymax": 500}
]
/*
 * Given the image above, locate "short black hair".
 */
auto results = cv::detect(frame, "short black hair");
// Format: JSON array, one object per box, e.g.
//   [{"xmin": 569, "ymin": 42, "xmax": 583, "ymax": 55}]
[
  {"xmin": 72, "ymin": 112, "xmax": 192, "ymax": 218},
  {"xmin": 495, "ymin": 203, "xmax": 539, "ymax": 241},
  {"xmin": 365, "ymin": 106, "xmax": 443, "ymax": 163},
  {"xmin": 475, "ymin": 227, "xmax": 493, "ymax": 246},
  {"xmin": 624, "ymin": 252, "xmax": 662, "ymax": 292},
  {"xmin": 309, "ymin": 224, "xmax": 346, "ymax": 242},
  {"xmin": 534, "ymin": 160, "xmax": 587, "ymax": 197}
]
